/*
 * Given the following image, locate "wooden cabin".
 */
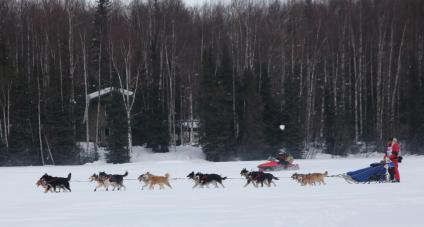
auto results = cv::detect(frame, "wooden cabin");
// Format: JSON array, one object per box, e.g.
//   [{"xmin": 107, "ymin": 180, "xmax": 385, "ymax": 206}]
[{"xmin": 83, "ymin": 87, "xmax": 133, "ymax": 146}]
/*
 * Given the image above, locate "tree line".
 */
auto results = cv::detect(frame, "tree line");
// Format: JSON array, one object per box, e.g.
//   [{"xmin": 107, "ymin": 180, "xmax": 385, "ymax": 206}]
[{"xmin": 0, "ymin": 0, "xmax": 423, "ymax": 165}]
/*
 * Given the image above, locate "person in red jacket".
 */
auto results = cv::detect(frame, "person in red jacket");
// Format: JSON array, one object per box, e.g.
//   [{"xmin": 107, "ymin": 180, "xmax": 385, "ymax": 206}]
[{"xmin": 390, "ymin": 138, "xmax": 401, "ymax": 182}]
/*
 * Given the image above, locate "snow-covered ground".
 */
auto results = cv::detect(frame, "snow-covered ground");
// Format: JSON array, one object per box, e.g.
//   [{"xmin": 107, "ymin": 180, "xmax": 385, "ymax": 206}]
[{"xmin": 1, "ymin": 156, "xmax": 423, "ymax": 227}]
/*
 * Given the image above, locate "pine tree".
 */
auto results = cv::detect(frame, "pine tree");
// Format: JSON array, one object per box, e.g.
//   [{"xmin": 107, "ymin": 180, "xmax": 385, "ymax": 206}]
[
  {"xmin": 91, "ymin": 0, "xmax": 111, "ymax": 88},
  {"xmin": 105, "ymin": 93, "xmax": 129, "ymax": 163},
  {"xmin": 324, "ymin": 84, "xmax": 336, "ymax": 155},
  {"xmin": 6, "ymin": 76, "xmax": 38, "ymax": 165},
  {"xmin": 237, "ymin": 69, "xmax": 267, "ymax": 160},
  {"xmin": 410, "ymin": 67, "xmax": 424, "ymax": 153},
  {"xmin": 44, "ymin": 95, "xmax": 81, "ymax": 165},
  {"xmin": 260, "ymin": 67, "xmax": 284, "ymax": 157},
  {"xmin": 199, "ymin": 47, "xmax": 236, "ymax": 161},
  {"xmin": 138, "ymin": 39, "xmax": 170, "ymax": 153},
  {"xmin": 282, "ymin": 76, "xmax": 304, "ymax": 158}
]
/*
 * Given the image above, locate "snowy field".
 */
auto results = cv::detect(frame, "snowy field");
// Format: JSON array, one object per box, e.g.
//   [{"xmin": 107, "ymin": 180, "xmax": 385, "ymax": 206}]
[{"xmin": 1, "ymin": 156, "xmax": 423, "ymax": 227}]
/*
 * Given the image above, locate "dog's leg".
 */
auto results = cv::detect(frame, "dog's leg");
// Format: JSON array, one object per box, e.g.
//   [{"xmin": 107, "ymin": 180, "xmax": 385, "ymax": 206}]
[
  {"xmin": 192, "ymin": 181, "xmax": 200, "ymax": 189},
  {"xmin": 166, "ymin": 182, "xmax": 172, "ymax": 189},
  {"xmin": 213, "ymin": 181, "xmax": 219, "ymax": 188},
  {"xmin": 243, "ymin": 181, "xmax": 250, "ymax": 188},
  {"xmin": 265, "ymin": 180, "xmax": 271, "ymax": 187},
  {"xmin": 95, "ymin": 183, "xmax": 102, "ymax": 191}
]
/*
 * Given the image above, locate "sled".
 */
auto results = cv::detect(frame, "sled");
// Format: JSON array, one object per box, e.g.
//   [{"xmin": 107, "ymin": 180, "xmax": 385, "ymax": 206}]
[{"xmin": 342, "ymin": 162, "xmax": 388, "ymax": 184}]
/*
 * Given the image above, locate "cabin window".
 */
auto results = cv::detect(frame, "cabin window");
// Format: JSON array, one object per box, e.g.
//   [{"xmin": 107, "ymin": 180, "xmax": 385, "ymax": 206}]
[{"xmin": 104, "ymin": 128, "xmax": 110, "ymax": 136}]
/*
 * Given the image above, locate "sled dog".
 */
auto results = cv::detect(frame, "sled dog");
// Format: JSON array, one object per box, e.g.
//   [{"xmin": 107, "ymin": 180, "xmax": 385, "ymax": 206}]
[
  {"xmin": 240, "ymin": 168, "xmax": 278, "ymax": 187},
  {"xmin": 291, "ymin": 171, "xmax": 328, "ymax": 186},
  {"xmin": 89, "ymin": 173, "xmax": 111, "ymax": 191},
  {"xmin": 138, "ymin": 172, "xmax": 172, "ymax": 190},
  {"xmin": 99, "ymin": 171, "xmax": 128, "ymax": 191},
  {"xmin": 38, "ymin": 173, "xmax": 71, "ymax": 193},
  {"xmin": 187, "ymin": 171, "xmax": 227, "ymax": 188}
]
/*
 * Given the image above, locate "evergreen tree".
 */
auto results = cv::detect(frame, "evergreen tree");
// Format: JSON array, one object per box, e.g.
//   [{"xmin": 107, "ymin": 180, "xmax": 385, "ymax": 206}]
[
  {"xmin": 105, "ymin": 93, "xmax": 129, "ymax": 163},
  {"xmin": 199, "ymin": 47, "xmax": 236, "ymax": 161},
  {"xmin": 138, "ymin": 39, "xmax": 170, "ymax": 153},
  {"xmin": 44, "ymin": 95, "xmax": 81, "ymax": 165},
  {"xmin": 324, "ymin": 84, "xmax": 336, "ymax": 155},
  {"xmin": 414, "ymin": 84, "xmax": 424, "ymax": 152},
  {"xmin": 237, "ymin": 69, "xmax": 267, "ymax": 160},
  {"xmin": 282, "ymin": 76, "xmax": 304, "ymax": 158},
  {"xmin": 410, "ymin": 65, "xmax": 424, "ymax": 153},
  {"xmin": 6, "ymin": 76, "xmax": 38, "ymax": 165},
  {"xmin": 260, "ymin": 67, "xmax": 284, "ymax": 157},
  {"xmin": 91, "ymin": 0, "xmax": 111, "ymax": 88}
]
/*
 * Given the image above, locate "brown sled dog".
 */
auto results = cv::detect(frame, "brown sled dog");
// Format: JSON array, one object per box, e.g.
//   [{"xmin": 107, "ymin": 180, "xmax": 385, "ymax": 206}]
[
  {"xmin": 292, "ymin": 171, "xmax": 328, "ymax": 186},
  {"xmin": 138, "ymin": 172, "xmax": 172, "ymax": 190}
]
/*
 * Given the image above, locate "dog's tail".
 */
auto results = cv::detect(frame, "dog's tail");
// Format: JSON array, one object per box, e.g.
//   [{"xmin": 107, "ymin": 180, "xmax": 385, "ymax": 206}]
[
  {"xmin": 122, "ymin": 171, "xmax": 128, "ymax": 177},
  {"xmin": 67, "ymin": 173, "xmax": 72, "ymax": 181},
  {"xmin": 165, "ymin": 173, "xmax": 170, "ymax": 179},
  {"xmin": 273, "ymin": 176, "xmax": 279, "ymax": 180}
]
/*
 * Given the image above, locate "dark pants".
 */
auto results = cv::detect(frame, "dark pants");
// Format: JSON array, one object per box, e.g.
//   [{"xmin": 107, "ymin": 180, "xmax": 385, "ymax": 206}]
[{"xmin": 388, "ymin": 167, "xmax": 395, "ymax": 181}]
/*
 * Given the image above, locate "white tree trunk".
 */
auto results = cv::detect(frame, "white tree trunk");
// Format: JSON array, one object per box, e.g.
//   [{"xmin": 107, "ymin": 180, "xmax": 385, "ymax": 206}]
[
  {"xmin": 127, "ymin": 112, "xmax": 132, "ymax": 154},
  {"xmin": 81, "ymin": 34, "xmax": 90, "ymax": 153},
  {"xmin": 37, "ymin": 77, "xmax": 44, "ymax": 166}
]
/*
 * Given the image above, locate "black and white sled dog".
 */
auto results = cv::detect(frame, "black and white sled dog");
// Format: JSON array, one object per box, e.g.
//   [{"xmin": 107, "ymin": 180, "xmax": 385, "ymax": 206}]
[
  {"xmin": 187, "ymin": 171, "xmax": 227, "ymax": 188},
  {"xmin": 240, "ymin": 168, "xmax": 279, "ymax": 187},
  {"xmin": 98, "ymin": 171, "xmax": 128, "ymax": 191},
  {"xmin": 38, "ymin": 173, "xmax": 72, "ymax": 193}
]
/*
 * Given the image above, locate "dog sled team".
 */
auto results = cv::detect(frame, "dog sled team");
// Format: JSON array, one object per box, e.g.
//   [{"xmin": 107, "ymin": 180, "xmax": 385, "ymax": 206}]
[
  {"xmin": 35, "ymin": 169, "xmax": 326, "ymax": 193},
  {"xmin": 36, "ymin": 137, "xmax": 402, "ymax": 193}
]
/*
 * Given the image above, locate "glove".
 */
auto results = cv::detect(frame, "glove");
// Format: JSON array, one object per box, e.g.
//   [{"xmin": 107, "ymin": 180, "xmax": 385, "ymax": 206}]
[{"xmin": 398, "ymin": 156, "xmax": 403, "ymax": 163}]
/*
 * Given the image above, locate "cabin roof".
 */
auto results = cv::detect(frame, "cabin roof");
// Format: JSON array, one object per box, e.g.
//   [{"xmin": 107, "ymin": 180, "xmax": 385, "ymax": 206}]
[{"xmin": 87, "ymin": 87, "xmax": 134, "ymax": 100}]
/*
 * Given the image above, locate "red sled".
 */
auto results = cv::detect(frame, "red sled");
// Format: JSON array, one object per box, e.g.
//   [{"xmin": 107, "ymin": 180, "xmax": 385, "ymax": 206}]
[{"xmin": 257, "ymin": 160, "xmax": 300, "ymax": 171}]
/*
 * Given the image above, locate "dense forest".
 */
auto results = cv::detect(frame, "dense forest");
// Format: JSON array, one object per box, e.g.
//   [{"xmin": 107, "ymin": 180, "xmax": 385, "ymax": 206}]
[{"xmin": 0, "ymin": 0, "xmax": 423, "ymax": 165}]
